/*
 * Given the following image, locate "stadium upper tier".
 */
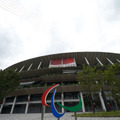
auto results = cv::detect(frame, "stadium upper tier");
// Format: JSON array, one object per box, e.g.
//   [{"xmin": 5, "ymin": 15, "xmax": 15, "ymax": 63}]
[{"xmin": 4, "ymin": 51, "xmax": 120, "ymax": 97}]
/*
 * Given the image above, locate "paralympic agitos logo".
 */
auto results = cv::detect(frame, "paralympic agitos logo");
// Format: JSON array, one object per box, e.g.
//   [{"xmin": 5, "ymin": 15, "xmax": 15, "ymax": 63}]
[{"xmin": 41, "ymin": 84, "xmax": 82, "ymax": 118}]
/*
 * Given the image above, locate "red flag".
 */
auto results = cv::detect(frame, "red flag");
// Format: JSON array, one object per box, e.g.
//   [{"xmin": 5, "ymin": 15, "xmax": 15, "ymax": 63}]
[
  {"xmin": 1, "ymin": 99, "xmax": 3, "ymax": 104},
  {"xmin": 27, "ymin": 97, "xmax": 29, "ymax": 102}
]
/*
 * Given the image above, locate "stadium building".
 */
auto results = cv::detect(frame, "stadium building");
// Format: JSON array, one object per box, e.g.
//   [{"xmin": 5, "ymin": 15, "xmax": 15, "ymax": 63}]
[{"xmin": 0, "ymin": 52, "xmax": 120, "ymax": 114}]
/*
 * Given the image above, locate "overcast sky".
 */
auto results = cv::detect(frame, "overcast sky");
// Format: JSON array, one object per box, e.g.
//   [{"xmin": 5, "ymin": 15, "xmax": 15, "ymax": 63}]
[{"xmin": 0, "ymin": 0, "xmax": 120, "ymax": 69}]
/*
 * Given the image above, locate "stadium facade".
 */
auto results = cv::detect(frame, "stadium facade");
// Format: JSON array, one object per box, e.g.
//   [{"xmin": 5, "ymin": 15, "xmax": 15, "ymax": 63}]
[{"xmin": 0, "ymin": 52, "xmax": 120, "ymax": 114}]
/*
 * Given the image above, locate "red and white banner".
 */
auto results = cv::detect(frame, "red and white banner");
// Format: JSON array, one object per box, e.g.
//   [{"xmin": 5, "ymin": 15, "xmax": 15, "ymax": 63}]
[{"xmin": 49, "ymin": 58, "xmax": 77, "ymax": 68}]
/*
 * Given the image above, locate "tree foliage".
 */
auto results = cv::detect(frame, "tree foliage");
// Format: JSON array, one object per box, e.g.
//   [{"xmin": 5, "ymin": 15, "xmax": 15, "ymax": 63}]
[
  {"xmin": 103, "ymin": 64, "xmax": 120, "ymax": 103},
  {"xmin": 77, "ymin": 63, "xmax": 120, "ymax": 106},
  {"xmin": 0, "ymin": 69, "xmax": 20, "ymax": 100},
  {"xmin": 77, "ymin": 65, "xmax": 103, "ymax": 111},
  {"xmin": 77, "ymin": 65, "xmax": 101, "ymax": 94}
]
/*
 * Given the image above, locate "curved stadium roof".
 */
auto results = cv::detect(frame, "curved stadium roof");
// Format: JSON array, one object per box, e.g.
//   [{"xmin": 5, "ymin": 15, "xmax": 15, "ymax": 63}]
[{"xmin": 6, "ymin": 51, "xmax": 120, "ymax": 72}]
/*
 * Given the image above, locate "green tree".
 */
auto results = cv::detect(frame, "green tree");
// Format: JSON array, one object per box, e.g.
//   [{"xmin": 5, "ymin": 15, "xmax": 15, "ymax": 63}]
[
  {"xmin": 77, "ymin": 65, "xmax": 102, "ymax": 113},
  {"xmin": 0, "ymin": 69, "xmax": 20, "ymax": 100},
  {"xmin": 77, "ymin": 65, "xmax": 100, "ymax": 94},
  {"xmin": 103, "ymin": 64, "xmax": 120, "ymax": 110},
  {"xmin": 77, "ymin": 63, "xmax": 120, "ymax": 111}
]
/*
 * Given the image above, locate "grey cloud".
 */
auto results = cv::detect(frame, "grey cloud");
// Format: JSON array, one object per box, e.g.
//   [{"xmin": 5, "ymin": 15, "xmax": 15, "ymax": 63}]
[
  {"xmin": 0, "ymin": 28, "xmax": 23, "ymax": 69},
  {"xmin": 0, "ymin": 30, "xmax": 22, "ymax": 57},
  {"xmin": 113, "ymin": 0, "xmax": 120, "ymax": 12},
  {"xmin": 44, "ymin": 25, "xmax": 70, "ymax": 55},
  {"xmin": 0, "ymin": 33, "xmax": 11, "ymax": 58},
  {"xmin": 74, "ymin": 17, "xmax": 83, "ymax": 32},
  {"xmin": 104, "ymin": 0, "xmax": 120, "ymax": 21},
  {"xmin": 111, "ymin": 0, "xmax": 120, "ymax": 20}
]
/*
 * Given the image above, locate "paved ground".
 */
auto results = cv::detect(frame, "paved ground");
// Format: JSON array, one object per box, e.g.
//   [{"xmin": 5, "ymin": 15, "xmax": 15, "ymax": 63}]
[{"xmin": 0, "ymin": 113, "xmax": 120, "ymax": 120}]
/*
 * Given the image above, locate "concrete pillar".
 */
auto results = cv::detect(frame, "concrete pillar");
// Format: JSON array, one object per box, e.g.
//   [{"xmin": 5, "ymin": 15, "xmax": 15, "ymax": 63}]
[
  {"xmin": 10, "ymin": 96, "xmax": 17, "ymax": 114},
  {"xmin": 61, "ymin": 92, "xmax": 64, "ymax": 113},
  {"xmin": 25, "ymin": 95, "xmax": 30, "ymax": 114},
  {"xmin": 80, "ymin": 92, "xmax": 85, "ymax": 112},
  {"xmin": 99, "ymin": 92, "xmax": 106, "ymax": 111},
  {"xmin": 0, "ymin": 98, "xmax": 5, "ymax": 113},
  {"xmin": 41, "ymin": 105, "xmax": 45, "ymax": 120},
  {"xmin": 113, "ymin": 98, "xmax": 118, "ymax": 110},
  {"xmin": 74, "ymin": 112, "xmax": 77, "ymax": 120}
]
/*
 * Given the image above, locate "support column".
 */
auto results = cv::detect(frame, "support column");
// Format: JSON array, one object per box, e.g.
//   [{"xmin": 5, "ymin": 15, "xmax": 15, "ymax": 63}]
[
  {"xmin": 61, "ymin": 92, "xmax": 64, "ymax": 113},
  {"xmin": 10, "ymin": 96, "xmax": 17, "ymax": 114},
  {"xmin": 41, "ymin": 105, "xmax": 45, "ymax": 120},
  {"xmin": 0, "ymin": 98, "xmax": 5, "ymax": 113},
  {"xmin": 80, "ymin": 92, "xmax": 85, "ymax": 112},
  {"xmin": 99, "ymin": 92, "xmax": 106, "ymax": 111},
  {"xmin": 25, "ymin": 95, "xmax": 30, "ymax": 114},
  {"xmin": 113, "ymin": 98, "xmax": 118, "ymax": 110}
]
